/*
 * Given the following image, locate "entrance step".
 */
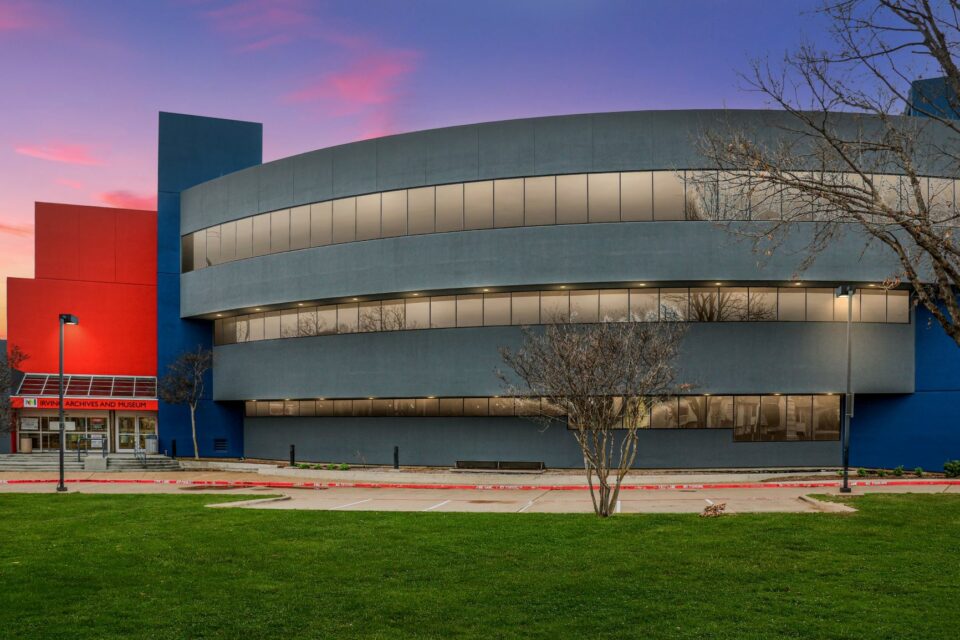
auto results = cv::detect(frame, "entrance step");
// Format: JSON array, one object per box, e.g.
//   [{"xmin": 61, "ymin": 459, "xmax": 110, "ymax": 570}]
[
  {"xmin": 0, "ymin": 453, "xmax": 180, "ymax": 472},
  {"xmin": 0, "ymin": 453, "xmax": 85, "ymax": 472},
  {"xmin": 106, "ymin": 455, "xmax": 181, "ymax": 471}
]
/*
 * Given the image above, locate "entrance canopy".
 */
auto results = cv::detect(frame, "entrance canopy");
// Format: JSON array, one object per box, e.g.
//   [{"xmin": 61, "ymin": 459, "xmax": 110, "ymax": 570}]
[{"xmin": 12, "ymin": 373, "xmax": 158, "ymax": 411}]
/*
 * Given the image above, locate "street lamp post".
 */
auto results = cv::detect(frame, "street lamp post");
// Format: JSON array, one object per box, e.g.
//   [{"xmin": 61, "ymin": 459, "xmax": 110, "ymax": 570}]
[
  {"xmin": 834, "ymin": 287, "xmax": 854, "ymax": 494},
  {"xmin": 57, "ymin": 314, "xmax": 79, "ymax": 493}
]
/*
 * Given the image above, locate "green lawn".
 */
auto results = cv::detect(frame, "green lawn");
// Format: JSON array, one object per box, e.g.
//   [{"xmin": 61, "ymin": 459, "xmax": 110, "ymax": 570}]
[{"xmin": 0, "ymin": 493, "xmax": 958, "ymax": 639}]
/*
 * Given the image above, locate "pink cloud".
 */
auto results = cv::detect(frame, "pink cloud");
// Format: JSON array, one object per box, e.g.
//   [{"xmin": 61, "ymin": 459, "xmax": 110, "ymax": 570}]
[
  {"xmin": 0, "ymin": 222, "xmax": 33, "ymax": 237},
  {"xmin": 56, "ymin": 178, "xmax": 84, "ymax": 190},
  {"xmin": 96, "ymin": 190, "xmax": 157, "ymax": 210},
  {"xmin": 15, "ymin": 143, "xmax": 103, "ymax": 166},
  {"xmin": 284, "ymin": 50, "xmax": 419, "ymax": 115},
  {"xmin": 0, "ymin": 1, "xmax": 38, "ymax": 31}
]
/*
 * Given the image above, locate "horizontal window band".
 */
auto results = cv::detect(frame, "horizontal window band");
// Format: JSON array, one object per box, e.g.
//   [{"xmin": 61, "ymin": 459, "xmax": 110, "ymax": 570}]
[{"xmin": 213, "ymin": 285, "xmax": 909, "ymax": 345}]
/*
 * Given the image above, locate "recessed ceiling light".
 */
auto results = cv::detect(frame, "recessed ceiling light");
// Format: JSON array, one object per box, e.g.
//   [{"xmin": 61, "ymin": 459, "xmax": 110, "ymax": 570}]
[
  {"xmin": 560, "ymin": 285, "xmax": 566, "ymax": 289},
  {"xmin": 482, "ymin": 288, "xmax": 489, "ymax": 292},
  {"xmin": 216, "ymin": 313, "xmax": 222, "ymax": 317},
  {"xmin": 793, "ymin": 282, "xmax": 802, "ymax": 286},
  {"xmin": 297, "ymin": 303, "xmax": 304, "ymax": 306},
  {"xmin": 636, "ymin": 283, "xmax": 646, "ymax": 287},
  {"xmin": 868, "ymin": 283, "xmax": 877, "ymax": 287},
  {"xmin": 368, "ymin": 397, "xmax": 375, "ymax": 400},
  {"xmin": 427, "ymin": 396, "xmax": 435, "ymax": 399},
  {"xmin": 352, "ymin": 298, "xmax": 358, "ymax": 301},
  {"xmin": 254, "ymin": 308, "xmax": 261, "ymax": 311},
  {"xmin": 412, "ymin": 293, "xmax": 420, "ymax": 296},
  {"xmin": 714, "ymin": 282, "xmax": 722, "ymax": 286}
]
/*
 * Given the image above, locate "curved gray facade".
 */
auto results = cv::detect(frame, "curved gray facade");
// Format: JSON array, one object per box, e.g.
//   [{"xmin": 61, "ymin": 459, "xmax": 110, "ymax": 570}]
[{"xmin": 179, "ymin": 109, "xmax": 932, "ymax": 468}]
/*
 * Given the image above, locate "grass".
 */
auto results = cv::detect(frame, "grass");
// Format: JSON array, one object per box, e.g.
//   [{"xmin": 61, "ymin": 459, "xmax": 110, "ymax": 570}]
[{"xmin": 0, "ymin": 493, "xmax": 958, "ymax": 639}]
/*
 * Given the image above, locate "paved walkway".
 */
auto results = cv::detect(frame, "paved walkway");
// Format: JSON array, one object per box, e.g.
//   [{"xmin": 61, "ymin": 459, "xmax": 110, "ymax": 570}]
[{"xmin": 1, "ymin": 470, "xmax": 957, "ymax": 513}]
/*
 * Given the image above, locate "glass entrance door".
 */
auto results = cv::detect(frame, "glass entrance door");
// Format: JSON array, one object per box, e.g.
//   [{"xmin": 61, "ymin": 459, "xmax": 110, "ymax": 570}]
[
  {"xmin": 116, "ymin": 415, "xmax": 158, "ymax": 451},
  {"xmin": 137, "ymin": 416, "xmax": 157, "ymax": 450}
]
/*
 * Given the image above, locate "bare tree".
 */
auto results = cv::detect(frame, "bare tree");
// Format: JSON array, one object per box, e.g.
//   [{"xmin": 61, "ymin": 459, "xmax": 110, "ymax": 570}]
[
  {"xmin": 1, "ymin": 345, "xmax": 28, "ymax": 439},
  {"xmin": 499, "ymin": 321, "xmax": 687, "ymax": 517},
  {"xmin": 694, "ymin": 0, "xmax": 960, "ymax": 345},
  {"xmin": 159, "ymin": 346, "xmax": 212, "ymax": 459}
]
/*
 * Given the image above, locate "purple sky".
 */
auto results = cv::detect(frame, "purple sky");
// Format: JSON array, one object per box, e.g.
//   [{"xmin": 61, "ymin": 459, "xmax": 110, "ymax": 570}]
[{"xmin": 0, "ymin": 0, "xmax": 830, "ymax": 338}]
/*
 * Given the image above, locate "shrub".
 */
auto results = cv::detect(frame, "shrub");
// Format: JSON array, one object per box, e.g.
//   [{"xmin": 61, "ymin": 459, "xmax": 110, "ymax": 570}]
[
  {"xmin": 339, "ymin": 463, "xmax": 350, "ymax": 471},
  {"xmin": 857, "ymin": 468, "xmax": 868, "ymax": 477},
  {"xmin": 326, "ymin": 463, "xmax": 337, "ymax": 471},
  {"xmin": 893, "ymin": 465, "xmax": 904, "ymax": 477},
  {"xmin": 313, "ymin": 464, "xmax": 324, "ymax": 470},
  {"xmin": 296, "ymin": 463, "xmax": 310, "ymax": 470},
  {"xmin": 914, "ymin": 467, "xmax": 924, "ymax": 477},
  {"xmin": 944, "ymin": 460, "xmax": 960, "ymax": 478},
  {"xmin": 877, "ymin": 469, "xmax": 887, "ymax": 477}
]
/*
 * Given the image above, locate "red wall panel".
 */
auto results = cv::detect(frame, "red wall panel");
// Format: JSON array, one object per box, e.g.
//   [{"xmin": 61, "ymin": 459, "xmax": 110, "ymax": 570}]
[
  {"xmin": 6, "ymin": 277, "xmax": 156, "ymax": 376},
  {"xmin": 115, "ymin": 210, "xmax": 157, "ymax": 285}
]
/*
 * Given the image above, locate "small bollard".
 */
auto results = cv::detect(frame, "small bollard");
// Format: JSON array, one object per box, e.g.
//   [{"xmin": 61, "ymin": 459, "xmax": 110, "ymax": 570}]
[
  {"xmin": 393, "ymin": 445, "xmax": 399, "ymax": 470},
  {"xmin": 171, "ymin": 439, "xmax": 177, "ymax": 458},
  {"xmin": 290, "ymin": 444, "xmax": 295, "ymax": 467}
]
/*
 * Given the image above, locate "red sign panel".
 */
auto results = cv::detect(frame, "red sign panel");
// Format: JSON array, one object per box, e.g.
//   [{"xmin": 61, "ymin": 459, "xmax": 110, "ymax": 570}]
[{"xmin": 11, "ymin": 397, "xmax": 158, "ymax": 411}]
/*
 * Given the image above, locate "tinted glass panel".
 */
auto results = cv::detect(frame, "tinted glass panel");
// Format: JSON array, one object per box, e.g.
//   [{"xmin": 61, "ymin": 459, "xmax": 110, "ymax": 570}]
[
  {"xmin": 651, "ymin": 397, "xmax": 679, "ymax": 428},
  {"xmin": 317, "ymin": 306, "xmax": 336, "ymax": 335},
  {"xmin": 787, "ymin": 395, "xmax": 813, "ymax": 440},
  {"xmin": 332, "ymin": 198, "xmax": 356, "ymax": 243},
  {"xmin": 352, "ymin": 399, "xmax": 372, "ymax": 417},
  {"xmin": 688, "ymin": 288, "xmax": 719, "ymax": 322},
  {"xmin": 181, "ymin": 235, "xmax": 194, "ymax": 272},
  {"xmin": 778, "ymin": 288, "xmax": 806, "ymax": 321},
  {"xmin": 511, "ymin": 292, "xmax": 540, "ymax": 324},
  {"xmin": 247, "ymin": 313, "xmax": 264, "ymax": 341},
  {"xmin": 310, "ymin": 201, "xmax": 332, "ymax": 246},
  {"xmin": 381, "ymin": 300, "xmax": 405, "ymax": 330},
  {"xmin": 270, "ymin": 209, "xmax": 290, "ymax": 253},
  {"xmin": 435, "ymin": 183, "xmax": 464, "ymax": 232},
  {"xmin": 464, "ymin": 398, "xmax": 489, "ymax": 416},
  {"xmin": 381, "ymin": 190, "xmax": 407, "ymax": 237},
  {"xmin": 280, "ymin": 309, "xmax": 299, "ymax": 338},
  {"xmin": 205, "ymin": 226, "xmax": 221, "ymax": 265},
  {"xmin": 408, "ymin": 186, "xmax": 435, "ymax": 234},
  {"xmin": 813, "ymin": 395, "xmax": 841, "ymax": 440},
  {"xmin": 860, "ymin": 288, "xmax": 886, "ymax": 322},
  {"xmin": 834, "ymin": 292, "xmax": 860, "ymax": 322},
  {"xmin": 733, "ymin": 396, "xmax": 760, "ymax": 441},
  {"xmin": 653, "ymin": 171, "xmax": 685, "ymax": 220},
  {"xmin": 758, "ymin": 395, "xmax": 787, "ymax": 440},
  {"xmin": 406, "ymin": 298, "xmax": 430, "ymax": 329},
  {"xmin": 706, "ymin": 396, "xmax": 734, "ymax": 428},
  {"xmin": 720, "ymin": 287, "xmax": 748, "ymax": 321},
  {"xmin": 484, "ymin": 293, "xmax": 511, "ymax": 325},
  {"xmin": 356, "ymin": 194, "xmax": 381, "ymax": 241},
  {"xmin": 806, "ymin": 288, "xmax": 834, "ymax": 321},
  {"xmin": 749, "ymin": 288, "xmax": 777, "ymax": 321},
  {"xmin": 337, "ymin": 304, "xmax": 358, "ymax": 333},
  {"xmin": 439, "ymin": 398, "xmax": 463, "ymax": 416},
  {"xmin": 220, "ymin": 221, "xmax": 237, "ymax": 261},
  {"xmin": 192, "ymin": 231, "xmax": 207, "ymax": 269},
  {"xmin": 630, "ymin": 289, "xmax": 658, "ymax": 321},
  {"xmin": 524, "ymin": 176, "xmax": 555, "ymax": 225},
  {"xmin": 887, "ymin": 290, "xmax": 909, "ymax": 323},
  {"xmin": 252, "ymin": 213, "xmax": 271, "ymax": 256},
  {"xmin": 235, "ymin": 217, "xmax": 253, "ymax": 259},
  {"xmin": 556, "ymin": 174, "xmax": 588, "ymax": 224},
  {"xmin": 570, "ymin": 290, "xmax": 599, "ymax": 323},
  {"xmin": 430, "ymin": 296, "xmax": 456, "ymax": 328},
  {"xmin": 456, "ymin": 295, "xmax": 483, "ymax": 327},
  {"xmin": 660, "ymin": 288, "xmax": 688, "ymax": 321},
  {"xmin": 494, "ymin": 178, "xmax": 524, "ymax": 228},
  {"xmin": 621, "ymin": 171, "xmax": 653, "ymax": 221},
  {"xmin": 679, "ymin": 396, "xmax": 706, "ymax": 428},
  {"xmin": 464, "ymin": 181, "xmax": 493, "ymax": 229},
  {"xmin": 358, "ymin": 301, "xmax": 381, "ymax": 332},
  {"xmin": 298, "ymin": 308, "xmax": 318, "ymax": 336},
  {"xmin": 588, "ymin": 173, "xmax": 620, "ymax": 222},
  {"xmin": 540, "ymin": 291, "xmax": 569, "ymax": 323},
  {"xmin": 289, "ymin": 206, "xmax": 310, "ymax": 251},
  {"xmin": 264, "ymin": 311, "xmax": 281, "ymax": 340}
]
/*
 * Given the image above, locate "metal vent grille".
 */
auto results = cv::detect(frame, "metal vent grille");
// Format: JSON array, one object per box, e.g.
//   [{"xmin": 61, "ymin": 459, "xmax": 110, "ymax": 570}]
[{"xmin": 213, "ymin": 438, "xmax": 228, "ymax": 452}]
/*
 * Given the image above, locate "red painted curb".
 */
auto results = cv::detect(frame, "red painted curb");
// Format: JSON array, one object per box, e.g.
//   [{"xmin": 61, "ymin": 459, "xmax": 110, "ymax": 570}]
[{"xmin": 1, "ymin": 478, "xmax": 959, "ymax": 491}]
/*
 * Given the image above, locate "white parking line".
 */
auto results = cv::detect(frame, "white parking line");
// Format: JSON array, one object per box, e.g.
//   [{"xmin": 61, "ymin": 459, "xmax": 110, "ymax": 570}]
[
  {"xmin": 423, "ymin": 500, "xmax": 451, "ymax": 512},
  {"xmin": 330, "ymin": 498, "xmax": 372, "ymax": 510},
  {"xmin": 517, "ymin": 500, "xmax": 535, "ymax": 513}
]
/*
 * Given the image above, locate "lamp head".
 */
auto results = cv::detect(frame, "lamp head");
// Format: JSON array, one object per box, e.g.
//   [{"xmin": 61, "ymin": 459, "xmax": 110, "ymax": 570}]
[
  {"xmin": 59, "ymin": 314, "xmax": 79, "ymax": 325},
  {"xmin": 834, "ymin": 285, "xmax": 855, "ymax": 299}
]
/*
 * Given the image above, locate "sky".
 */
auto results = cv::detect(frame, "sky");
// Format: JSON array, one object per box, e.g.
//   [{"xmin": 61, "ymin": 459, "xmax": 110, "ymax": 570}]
[{"xmin": 0, "ymin": 0, "xmax": 833, "ymax": 339}]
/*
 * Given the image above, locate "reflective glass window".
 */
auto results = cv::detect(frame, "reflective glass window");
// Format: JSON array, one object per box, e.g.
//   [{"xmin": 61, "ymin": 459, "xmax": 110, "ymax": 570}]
[
  {"xmin": 660, "ymin": 288, "xmax": 688, "ymax": 321},
  {"xmin": 464, "ymin": 398, "xmax": 489, "ymax": 416},
  {"xmin": 334, "ymin": 400, "xmax": 353, "ymax": 417},
  {"xmin": 749, "ymin": 175, "xmax": 782, "ymax": 220},
  {"xmin": 405, "ymin": 298, "xmax": 430, "ymax": 329},
  {"xmin": 588, "ymin": 172, "xmax": 620, "ymax": 222},
  {"xmin": 494, "ymin": 178, "xmax": 524, "ymax": 228},
  {"xmin": 310, "ymin": 201, "xmax": 332, "ymax": 247},
  {"xmin": 245, "ymin": 401, "xmax": 256, "ymax": 417},
  {"xmin": 235, "ymin": 317, "xmax": 249, "ymax": 343},
  {"xmin": 235, "ymin": 217, "xmax": 253, "ymax": 259},
  {"xmin": 220, "ymin": 221, "xmax": 237, "ymax": 262},
  {"xmin": 684, "ymin": 170, "xmax": 718, "ymax": 220},
  {"xmin": 417, "ymin": 398, "xmax": 440, "ymax": 417},
  {"xmin": 381, "ymin": 190, "xmax": 407, "ymax": 237},
  {"xmin": 679, "ymin": 396, "xmax": 706, "ymax": 428},
  {"xmin": 651, "ymin": 397, "xmax": 679, "ymax": 428},
  {"xmin": 394, "ymin": 399, "xmax": 417, "ymax": 416},
  {"xmin": 337, "ymin": 304, "xmax": 358, "ymax": 333},
  {"xmin": 408, "ymin": 186, "xmax": 435, "ymax": 234},
  {"xmin": 621, "ymin": 171, "xmax": 653, "ymax": 221},
  {"xmin": 719, "ymin": 288, "xmax": 748, "ymax": 321},
  {"xmin": 706, "ymin": 396, "xmax": 734, "ymax": 428},
  {"xmin": 247, "ymin": 313, "xmax": 264, "ymax": 341},
  {"xmin": 192, "ymin": 231, "xmax": 207, "ymax": 269},
  {"xmin": 358, "ymin": 301, "xmax": 382, "ymax": 332},
  {"xmin": 298, "ymin": 308, "xmax": 318, "ymax": 337},
  {"xmin": 490, "ymin": 397, "xmax": 515, "ymax": 416},
  {"xmin": 356, "ymin": 194, "xmax": 381, "ymax": 241},
  {"xmin": 524, "ymin": 176, "xmax": 555, "ymax": 226},
  {"xmin": 511, "ymin": 292, "xmax": 540, "ymax": 324},
  {"xmin": 317, "ymin": 306, "xmax": 337, "ymax": 335},
  {"xmin": 332, "ymin": 198, "xmax": 356, "ymax": 244},
  {"xmin": 299, "ymin": 401, "xmax": 316, "ymax": 417},
  {"xmin": 280, "ymin": 309, "xmax": 299, "ymax": 338},
  {"xmin": 652, "ymin": 171, "xmax": 685, "ymax": 220},
  {"xmin": 372, "ymin": 399, "xmax": 395, "ymax": 416},
  {"xmin": 759, "ymin": 395, "xmax": 787, "ymax": 440},
  {"xmin": 516, "ymin": 397, "xmax": 541, "ymax": 416},
  {"xmin": 381, "ymin": 299, "xmax": 406, "ymax": 331},
  {"xmin": 778, "ymin": 288, "xmax": 806, "ymax": 321},
  {"xmin": 540, "ymin": 291, "xmax": 569, "ymax": 323},
  {"xmin": 813, "ymin": 395, "xmax": 841, "ymax": 440},
  {"xmin": 596, "ymin": 289, "xmax": 632, "ymax": 324},
  {"xmin": 556, "ymin": 174, "xmax": 588, "ymax": 224},
  {"xmin": 256, "ymin": 401, "xmax": 269, "ymax": 417},
  {"xmin": 456, "ymin": 295, "xmax": 483, "ymax": 327},
  {"xmin": 860, "ymin": 288, "xmax": 886, "ymax": 322},
  {"xmin": 786, "ymin": 395, "xmax": 813, "ymax": 440},
  {"xmin": 264, "ymin": 311, "xmax": 281, "ymax": 340},
  {"xmin": 269, "ymin": 401, "xmax": 284, "ymax": 417},
  {"xmin": 929, "ymin": 177, "xmax": 956, "ymax": 220},
  {"xmin": 270, "ymin": 209, "xmax": 290, "ymax": 253},
  {"xmin": 315, "ymin": 400, "xmax": 334, "ymax": 416},
  {"xmin": 283, "ymin": 400, "xmax": 299, "ymax": 416},
  {"xmin": 484, "ymin": 293, "xmax": 511, "ymax": 325},
  {"xmin": 464, "ymin": 181, "xmax": 493, "ymax": 230},
  {"xmin": 435, "ymin": 183, "xmax": 464, "ymax": 232},
  {"xmin": 630, "ymin": 289, "xmax": 659, "ymax": 321},
  {"xmin": 430, "ymin": 296, "xmax": 456, "ymax": 328},
  {"xmin": 439, "ymin": 398, "xmax": 464, "ymax": 416},
  {"xmin": 733, "ymin": 396, "xmax": 760, "ymax": 441},
  {"xmin": 570, "ymin": 290, "xmax": 599, "ymax": 323},
  {"xmin": 352, "ymin": 399, "xmax": 372, "ymax": 417},
  {"xmin": 252, "ymin": 213, "xmax": 271, "ymax": 256},
  {"xmin": 834, "ymin": 291, "xmax": 861, "ymax": 322},
  {"xmin": 221, "ymin": 317, "xmax": 237, "ymax": 345},
  {"xmin": 718, "ymin": 172, "xmax": 751, "ymax": 220},
  {"xmin": 806, "ymin": 288, "xmax": 834, "ymax": 321},
  {"xmin": 748, "ymin": 288, "xmax": 777, "ymax": 321},
  {"xmin": 688, "ymin": 288, "xmax": 719, "ymax": 322},
  {"xmin": 205, "ymin": 226, "xmax": 221, "ymax": 266},
  {"xmin": 887, "ymin": 290, "xmax": 909, "ymax": 323}
]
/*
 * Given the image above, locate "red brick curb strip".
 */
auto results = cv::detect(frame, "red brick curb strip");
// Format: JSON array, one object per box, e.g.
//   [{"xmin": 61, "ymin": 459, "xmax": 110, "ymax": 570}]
[{"xmin": 1, "ymin": 478, "xmax": 959, "ymax": 491}]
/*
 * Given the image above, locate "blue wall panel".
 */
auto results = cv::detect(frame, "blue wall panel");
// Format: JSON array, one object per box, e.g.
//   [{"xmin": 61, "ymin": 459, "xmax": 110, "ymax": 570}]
[
  {"xmin": 852, "ymin": 306, "xmax": 960, "ymax": 471},
  {"xmin": 157, "ymin": 112, "xmax": 262, "ymax": 458}
]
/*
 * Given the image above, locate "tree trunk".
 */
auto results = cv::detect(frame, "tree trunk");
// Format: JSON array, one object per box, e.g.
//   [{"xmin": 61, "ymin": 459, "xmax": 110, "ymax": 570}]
[{"xmin": 190, "ymin": 403, "xmax": 199, "ymax": 460}]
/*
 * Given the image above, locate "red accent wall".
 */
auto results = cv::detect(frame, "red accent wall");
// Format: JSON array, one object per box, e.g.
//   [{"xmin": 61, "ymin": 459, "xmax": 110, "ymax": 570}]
[{"xmin": 6, "ymin": 203, "xmax": 157, "ymax": 376}]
